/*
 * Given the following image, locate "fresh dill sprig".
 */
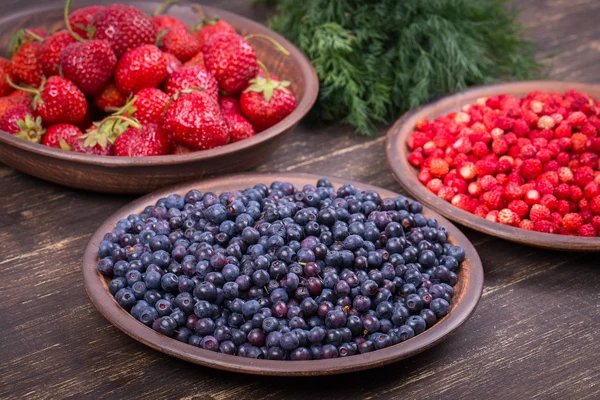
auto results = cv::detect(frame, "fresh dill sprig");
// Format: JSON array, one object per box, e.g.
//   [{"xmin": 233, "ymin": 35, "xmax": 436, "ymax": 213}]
[{"xmin": 266, "ymin": 0, "xmax": 546, "ymax": 136}]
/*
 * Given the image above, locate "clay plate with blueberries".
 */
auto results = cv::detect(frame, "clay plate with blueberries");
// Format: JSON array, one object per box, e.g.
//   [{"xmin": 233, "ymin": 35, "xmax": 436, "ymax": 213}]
[
  {"xmin": 387, "ymin": 81, "xmax": 600, "ymax": 251},
  {"xmin": 0, "ymin": 1, "xmax": 318, "ymax": 193},
  {"xmin": 82, "ymin": 172, "xmax": 484, "ymax": 376}
]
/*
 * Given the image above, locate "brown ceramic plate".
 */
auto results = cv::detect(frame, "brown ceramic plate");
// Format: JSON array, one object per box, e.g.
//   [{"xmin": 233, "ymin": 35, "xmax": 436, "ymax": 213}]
[
  {"xmin": 0, "ymin": 1, "xmax": 318, "ymax": 193},
  {"xmin": 82, "ymin": 172, "xmax": 484, "ymax": 376},
  {"xmin": 386, "ymin": 81, "xmax": 600, "ymax": 252}
]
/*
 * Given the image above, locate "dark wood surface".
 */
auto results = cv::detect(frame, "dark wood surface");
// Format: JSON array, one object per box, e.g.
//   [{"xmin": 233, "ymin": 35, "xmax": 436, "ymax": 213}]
[
  {"xmin": 386, "ymin": 81, "xmax": 600, "ymax": 251},
  {"xmin": 1, "ymin": 0, "xmax": 599, "ymax": 398},
  {"xmin": 81, "ymin": 173, "xmax": 484, "ymax": 376}
]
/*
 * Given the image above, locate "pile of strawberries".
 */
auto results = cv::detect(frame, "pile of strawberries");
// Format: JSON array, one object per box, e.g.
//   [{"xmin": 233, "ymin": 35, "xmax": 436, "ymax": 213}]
[
  {"xmin": 0, "ymin": 0, "xmax": 296, "ymax": 157},
  {"xmin": 407, "ymin": 89, "xmax": 600, "ymax": 237}
]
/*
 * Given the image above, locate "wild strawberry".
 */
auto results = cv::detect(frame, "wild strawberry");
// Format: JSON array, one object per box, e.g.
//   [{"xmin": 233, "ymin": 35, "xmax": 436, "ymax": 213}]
[
  {"xmin": 240, "ymin": 70, "xmax": 296, "ymax": 132},
  {"xmin": 574, "ymin": 166, "xmax": 594, "ymax": 187},
  {"xmin": 508, "ymin": 200, "xmax": 529, "ymax": 218},
  {"xmin": 194, "ymin": 18, "xmax": 236, "ymax": 48},
  {"xmin": 159, "ymin": 26, "xmax": 201, "ymax": 63},
  {"xmin": 533, "ymin": 220, "xmax": 556, "ymax": 234},
  {"xmin": 60, "ymin": 40, "xmax": 117, "ymax": 96},
  {"xmin": 567, "ymin": 111, "xmax": 586, "ymax": 127},
  {"xmin": 498, "ymin": 208, "xmax": 517, "ymax": 225},
  {"xmin": 163, "ymin": 90, "xmax": 229, "ymax": 150},
  {"xmin": 584, "ymin": 181, "xmax": 600, "ymax": 199},
  {"xmin": 202, "ymin": 33, "xmax": 258, "ymax": 94},
  {"xmin": 519, "ymin": 220, "xmax": 534, "ymax": 230},
  {"xmin": 475, "ymin": 158, "xmax": 497, "ymax": 177},
  {"xmin": 457, "ymin": 162, "xmax": 476, "ymax": 181},
  {"xmin": 437, "ymin": 186, "xmax": 455, "ymax": 202},
  {"xmin": 590, "ymin": 195, "xmax": 600, "ymax": 215},
  {"xmin": 592, "ymin": 215, "xmax": 600, "ymax": 230},
  {"xmin": 41, "ymin": 123, "xmax": 82, "ymax": 149},
  {"xmin": 184, "ymin": 52, "xmax": 205, "ymax": 68},
  {"xmin": 219, "ymin": 96, "xmax": 241, "ymax": 115},
  {"xmin": 114, "ymin": 123, "xmax": 171, "ymax": 157},
  {"xmin": 222, "ymin": 112, "xmax": 255, "ymax": 143},
  {"xmin": 562, "ymin": 213, "xmax": 583, "ymax": 232},
  {"xmin": 425, "ymin": 158, "xmax": 450, "ymax": 179},
  {"xmin": 578, "ymin": 224, "xmax": 596, "ymax": 237},
  {"xmin": 467, "ymin": 182, "xmax": 483, "ymax": 197},
  {"xmin": 408, "ymin": 151, "xmax": 424, "ymax": 167},
  {"xmin": 529, "ymin": 204, "xmax": 551, "ymax": 222},
  {"xmin": 164, "ymin": 66, "xmax": 219, "ymax": 100},
  {"xmin": 539, "ymin": 194, "xmax": 558, "ymax": 212},
  {"xmin": 408, "ymin": 131, "xmax": 430, "ymax": 149},
  {"xmin": 114, "ymin": 45, "xmax": 167, "ymax": 96},
  {"xmin": 482, "ymin": 189, "xmax": 505, "ymax": 210},
  {"xmin": 451, "ymin": 194, "xmax": 472, "ymax": 212},
  {"xmin": 163, "ymin": 52, "xmax": 183, "ymax": 76},
  {"xmin": 520, "ymin": 159, "xmax": 543, "ymax": 181},
  {"xmin": 479, "ymin": 175, "xmax": 498, "ymax": 191},
  {"xmin": 69, "ymin": 5, "xmax": 104, "ymax": 39},
  {"xmin": 0, "ymin": 58, "xmax": 14, "ymax": 97},
  {"xmin": 418, "ymin": 168, "xmax": 432, "ymax": 184},
  {"xmin": 486, "ymin": 210, "xmax": 499, "ymax": 223},
  {"xmin": 91, "ymin": 4, "xmax": 157, "ymax": 58},
  {"xmin": 94, "ymin": 83, "xmax": 127, "ymax": 113},
  {"xmin": 426, "ymin": 178, "xmax": 443, "ymax": 193},
  {"xmin": 39, "ymin": 30, "xmax": 76, "ymax": 77},
  {"xmin": 127, "ymin": 88, "xmax": 170, "ymax": 125},
  {"xmin": 12, "ymin": 42, "xmax": 43, "ymax": 87},
  {"xmin": 152, "ymin": 15, "xmax": 186, "ymax": 34},
  {"xmin": 0, "ymin": 105, "xmax": 44, "ymax": 143},
  {"xmin": 524, "ymin": 189, "xmax": 541, "ymax": 206}
]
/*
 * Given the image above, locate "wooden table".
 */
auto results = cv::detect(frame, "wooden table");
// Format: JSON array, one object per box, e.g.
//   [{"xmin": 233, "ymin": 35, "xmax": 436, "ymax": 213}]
[{"xmin": 1, "ymin": 0, "xmax": 599, "ymax": 399}]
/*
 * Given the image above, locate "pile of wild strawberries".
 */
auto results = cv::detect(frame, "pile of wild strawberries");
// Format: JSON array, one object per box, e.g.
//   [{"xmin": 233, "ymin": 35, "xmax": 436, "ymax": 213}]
[
  {"xmin": 407, "ymin": 90, "xmax": 600, "ymax": 237},
  {"xmin": 0, "ymin": 1, "xmax": 296, "ymax": 156}
]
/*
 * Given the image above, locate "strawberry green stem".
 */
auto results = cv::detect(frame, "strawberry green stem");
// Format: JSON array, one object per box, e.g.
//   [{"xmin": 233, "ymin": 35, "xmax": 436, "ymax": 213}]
[
  {"xmin": 113, "ymin": 95, "xmax": 138, "ymax": 116},
  {"xmin": 104, "ymin": 115, "xmax": 142, "ymax": 130},
  {"xmin": 64, "ymin": 0, "xmax": 85, "ymax": 42},
  {"xmin": 24, "ymin": 29, "xmax": 44, "ymax": 42},
  {"xmin": 256, "ymin": 60, "xmax": 271, "ymax": 83},
  {"xmin": 153, "ymin": 0, "xmax": 179, "ymax": 16},
  {"xmin": 5, "ymin": 74, "xmax": 38, "ymax": 95},
  {"xmin": 244, "ymin": 34, "xmax": 290, "ymax": 56}
]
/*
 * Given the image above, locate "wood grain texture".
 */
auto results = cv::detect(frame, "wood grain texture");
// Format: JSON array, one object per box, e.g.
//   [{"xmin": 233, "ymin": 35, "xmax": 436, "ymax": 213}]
[
  {"xmin": 1, "ymin": 0, "xmax": 599, "ymax": 399},
  {"xmin": 0, "ymin": 1, "xmax": 319, "ymax": 194},
  {"xmin": 386, "ymin": 81, "xmax": 600, "ymax": 251}
]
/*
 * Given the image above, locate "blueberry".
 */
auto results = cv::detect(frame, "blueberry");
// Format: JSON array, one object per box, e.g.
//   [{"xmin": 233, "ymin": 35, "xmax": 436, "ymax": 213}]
[
  {"xmin": 430, "ymin": 298, "xmax": 450, "ymax": 318},
  {"xmin": 160, "ymin": 272, "xmax": 178, "ymax": 292},
  {"xmin": 325, "ymin": 309, "xmax": 347, "ymax": 328},
  {"xmin": 405, "ymin": 315, "xmax": 426, "ymax": 334}
]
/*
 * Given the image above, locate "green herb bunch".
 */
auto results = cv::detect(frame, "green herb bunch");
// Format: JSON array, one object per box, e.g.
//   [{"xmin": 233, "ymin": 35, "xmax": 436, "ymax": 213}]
[{"xmin": 266, "ymin": 0, "xmax": 544, "ymax": 135}]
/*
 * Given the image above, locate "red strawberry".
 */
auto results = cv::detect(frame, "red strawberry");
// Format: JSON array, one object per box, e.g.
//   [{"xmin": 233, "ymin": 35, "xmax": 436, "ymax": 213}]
[
  {"xmin": 240, "ymin": 72, "xmax": 296, "ymax": 132},
  {"xmin": 184, "ymin": 52, "xmax": 205, "ymax": 68},
  {"xmin": 153, "ymin": 15, "xmax": 187, "ymax": 34},
  {"xmin": 69, "ymin": 6, "xmax": 104, "ymax": 39},
  {"xmin": 164, "ymin": 66, "xmax": 218, "ymax": 100},
  {"xmin": 91, "ymin": 4, "xmax": 157, "ymax": 58},
  {"xmin": 0, "ymin": 58, "xmax": 15, "ymax": 97},
  {"xmin": 12, "ymin": 42, "xmax": 43, "ymax": 87},
  {"xmin": 71, "ymin": 136, "xmax": 114, "ymax": 156},
  {"xmin": 193, "ymin": 18, "xmax": 236, "ymax": 48},
  {"xmin": 0, "ymin": 104, "xmax": 44, "ymax": 143},
  {"xmin": 60, "ymin": 40, "xmax": 117, "ymax": 96},
  {"xmin": 163, "ymin": 90, "xmax": 229, "ymax": 150},
  {"xmin": 114, "ymin": 123, "xmax": 170, "ymax": 156},
  {"xmin": 39, "ymin": 30, "xmax": 76, "ymax": 77},
  {"xmin": 219, "ymin": 96, "xmax": 241, "ymax": 115},
  {"xmin": 41, "ymin": 123, "xmax": 82, "ymax": 149},
  {"xmin": 159, "ymin": 26, "xmax": 201, "ymax": 63},
  {"xmin": 94, "ymin": 83, "xmax": 127, "ymax": 112},
  {"xmin": 202, "ymin": 33, "xmax": 258, "ymax": 94},
  {"xmin": 164, "ymin": 52, "xmax": 183, "ymax": 76},
  {"xmin": 222, "ymin": 112, "xmax": 255, "ymax": 143},
  {"xmin": 11, "ymin": 76, "xmax": 88, "ymax": 125},
  {"xmin": 8, "ymin": 90, "xmax": 32, "ymax": 103},
  {"xmin": 0, "ymin": 97, "xmax": 25, "ymax": 120},
  {"xmin": 9, "ymin": 28, "xmax": 47, "ymax": 57},
  {"xmin": 114, "ymin": 45, "xmax": 167, "ymax": 96},
  {"xmin": 128, "ymin": 88, "xmax": 170, "ymax": 125}
]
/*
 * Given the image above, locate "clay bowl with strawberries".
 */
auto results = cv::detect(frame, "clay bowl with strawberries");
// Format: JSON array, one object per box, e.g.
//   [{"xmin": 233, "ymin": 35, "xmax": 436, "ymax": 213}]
[
  {"xmin": 0, "ymin": 0, "xmax": 318, "ymax": 193},
  {"xmin": 386, "ymin": 81, "xmax": 600, "ymax": 251}
]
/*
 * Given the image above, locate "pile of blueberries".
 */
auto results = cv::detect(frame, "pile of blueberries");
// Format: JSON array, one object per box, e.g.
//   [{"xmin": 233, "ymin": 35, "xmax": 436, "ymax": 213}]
[{"xmin": 97, "ymin": 179, "xmax": 464, "ymax": 360}]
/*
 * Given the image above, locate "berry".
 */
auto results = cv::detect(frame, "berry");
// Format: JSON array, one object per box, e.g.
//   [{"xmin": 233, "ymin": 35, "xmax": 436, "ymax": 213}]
[
  {"xmin": 41, "ymin": 123, "xmax": 82, "ymax": 149},
  {"xmin": 152, "ymin": 15, "xmax": 186, "ymax": 34},
  {"xmin": 159, "ymin": 26, "xmax": 201, "ymax": 63},
  {"xmin": 69, "ymin": 6, "xmax": 104, "ymax": 39},
  {"xmin": 91, "ymin": 4, "xmax": 157, "ymax": 58},
  {"xmin": 222, "ymin": 111, "xmax": 255, "ymax": 143},
  {"xmin": 32, "ymin": 76, "xmax": 88, "ymax": 125},
  {"xmin": 202, "ymin": 33, "xmax": 258, "ymax": 94},
  {"xmin": 114, "ymin": 123, "xmax": 170, "ymax": 157},
  {"xmin": 60, "ymin": 40, "xmax": 117, "ymax": 96},
  {"xmin": 164, "ymin": 66, "xmax": 219, "ymax": 100},
  {"xmin": 0, "ymin": 58, "xmax": 15, "ymax": 97},
  {"xmin": 128, "ymin": 88, "xmax": 170, "ymax": 125},
  {"xmin": 240, "ymin": 72, "xmax": 296, "ymax": 132},
  {"xmin": 194, "ymin": 18, "xmax": 236, "ymax": 47},
  {"xmin": 12, "ymin": 42, "xmax": 43, "ymax": 87},
  {"xmin": 94, "ymin": 83, "xmax": 127, "ymax": 113},
  {"xmin": 114, "ymin": 45, "xmax": 167, "ymax": 96},
  {"xmin": 0, "ymin": 105, "xmax": 44, "ymax": 143},
  {"xmin": 163, "ymin": 90, "xmax": 229, "ymax": 150},
  {"xmin": 39, "ymin": 30, "xmax": 76, "ymax": 77}
]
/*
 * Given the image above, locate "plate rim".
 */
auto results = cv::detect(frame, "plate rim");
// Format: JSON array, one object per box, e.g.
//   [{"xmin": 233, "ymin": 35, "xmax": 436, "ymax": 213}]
[
  {"xmin": 386, "ymin": 80, "xmax": 600, "ymax": 252},
  {"xmin": 82, "ymin": 172, "xmax": 484, "ymax": 376}
]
